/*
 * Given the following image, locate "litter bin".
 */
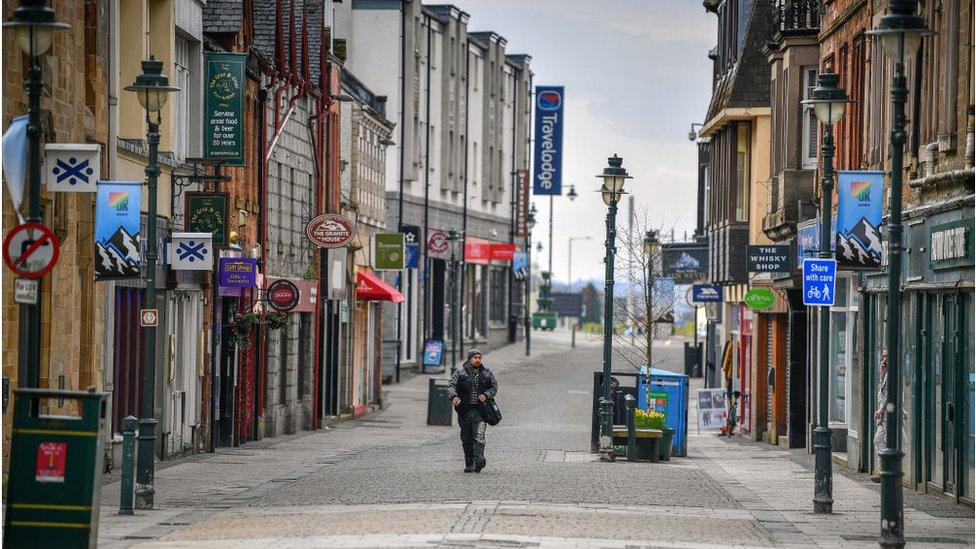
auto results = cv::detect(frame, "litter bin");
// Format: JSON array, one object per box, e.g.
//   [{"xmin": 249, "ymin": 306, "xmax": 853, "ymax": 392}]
[
  {"xmin": 637, "ymin": 367, "xmax": 689, "ymax": 457},
  {"xmin": 4, "ymin": 388, "xmax": 108, "ymax": 548},
  {"xmin": 427, "ymin": 378, "xmax": 454, "ymax": 426}
]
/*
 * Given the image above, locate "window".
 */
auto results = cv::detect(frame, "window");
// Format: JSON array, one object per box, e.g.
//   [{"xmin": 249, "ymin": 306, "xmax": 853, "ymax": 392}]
[
  {"xmin": 174, "ymin": 37, "xmax": 191, "ymax": 162},
  {"xmin": 488, "ymin": 268, "xmax": 506, "ymax": 325},
  {"xmin": 829, "ymin": 277, "xmax": 859, "ymax": 425},
  {"xmin": 735, "ymin": 123, "xmax": 750, "ymax": 222},
  {"xmin": 802, "ymin": 67, "xmax": 819, "ymax": 168}
]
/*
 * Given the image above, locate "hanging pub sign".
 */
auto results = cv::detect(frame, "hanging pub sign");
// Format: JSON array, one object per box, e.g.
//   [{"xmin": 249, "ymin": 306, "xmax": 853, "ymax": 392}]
[
  {"xmin": 203, "ymin": 52, "xmax": 246, "ymax": 166},
  {"xmin": 306, "ymin": 213, "xmax": 355, "ymax": 248},
  {"xmin": 267, "ymin": 279, "xmax": 300, "ymax": 312},
  {"xmin": 94, "ymin": 181, "xmax": 142, "ymax": 280},
  {"xmin": 44, "ymin": 143, "xmax": 100, "ymax": 193},
  {"xmin": 747, "ymin": 244, "xmax": 792, "ymax": 273},
  {"xmin": 427, "ymin": 230, "xmax": 448, "ymax": 259},
  {"xmin": 662, "ymin": 243, "xmax": 708, "ymax": 283},
  {"xmin": 515, "ymin": 169, "xmax": 530, "ymax": 237},
  {"xmin": 532, "ymin": 86, "xmax": 564, "ymax": 196},
  {"xmin": 373, "ymin": 233, "xmax": 404, "ymax": 270},
  {"xmin": 835, "ymin": 171, "xmax": 884, "ymax": 270},
  {"xmin": 218, "ymin": 257, "xmax": 257, "ymax": 287},
  {"xmin": 168, "ymin": 232, "xmax": 213, "ymax": 270},
  {"xmin": 185, "ymin": 192, "xmax": 229, "ymax": 247}
]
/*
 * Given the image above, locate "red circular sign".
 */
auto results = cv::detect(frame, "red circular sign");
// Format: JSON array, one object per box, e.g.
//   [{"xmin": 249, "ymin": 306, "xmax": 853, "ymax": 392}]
[
  {"xmin": 3, "ymin": 222, "xmax": 61, "ymax": 279},
  {"xmin": 306, "ymin": 214, "xmax": 356, "ymax": 248},
  {"xmin": 267, "ymin": 279, "xmax": 300, "ymax": 312},
  {"xmin": 427, "ymin": 231, "xmax": 448, "ymax": 256}
]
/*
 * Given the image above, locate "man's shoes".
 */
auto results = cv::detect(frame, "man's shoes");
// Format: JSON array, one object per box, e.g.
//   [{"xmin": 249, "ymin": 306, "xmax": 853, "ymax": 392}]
[
  {"xmin": 474, "ymin": 457, "xmax": 486, "ymax": 472},
  {"xmin": 464, "ymin": 460, "xmax": 474, "ymax": 473},
  {"xmin": 870, "ymin": 472, "xmax": 881, "ymax": 483}
]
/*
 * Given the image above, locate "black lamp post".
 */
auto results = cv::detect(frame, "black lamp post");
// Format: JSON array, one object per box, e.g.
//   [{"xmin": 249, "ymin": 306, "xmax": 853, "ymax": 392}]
[
  {"xmin": 643, "ymin": 230, "xmax": 660, "ymax": 369},
  {"xmin": 802, "ymin": 72, "xmax": 852, "ymax": 515},
  {"xmin": 124, "ymin": 57, "xmax": 179, "ymax": 510},
  {"xmin": 3, "ymin": 0, "xmax": 69, "ymax": 389},
  {"xmin": 866, "ymin": 2, "xmax": 933, "ymax": 545},
  {"xmin": 447, "ymin": 228, "xmax": 461, "ymax": 371},
  {"xmin": 597, "ymin": 155, "xmax": 631, "ymax": 460},
  {"xmin": 525, "ymin": 206, "xmax": 537, "ymax": 356}
]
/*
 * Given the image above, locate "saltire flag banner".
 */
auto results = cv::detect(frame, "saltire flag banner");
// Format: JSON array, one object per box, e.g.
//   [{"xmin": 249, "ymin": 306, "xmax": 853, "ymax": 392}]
[
  {"xmin": 169, "ymin": 232, "xmax": 214, "ymax": 271},
  {"xmin": 835, "ymin": 171, "xmax": 883, "ymax": 270},
  {"xmin": 95, "ymin": 181, "xmax": 142, "ymax": 280},
  {"xmin": 532, "ymin": 86, "xmax": 564, "ymax": 195},
  {"xmin": 44, "ymin": 143, "xmax": 101, "ymax": 192}
]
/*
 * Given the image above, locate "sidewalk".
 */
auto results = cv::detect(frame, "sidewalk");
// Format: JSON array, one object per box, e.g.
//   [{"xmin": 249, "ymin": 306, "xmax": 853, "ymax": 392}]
[{"xmin": 98, "ymin": 334, "xmax": 566, "ymax": 547}]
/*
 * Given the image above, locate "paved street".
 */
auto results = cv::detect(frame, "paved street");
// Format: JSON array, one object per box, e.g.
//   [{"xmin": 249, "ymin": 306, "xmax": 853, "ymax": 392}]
[{"xmin": 98, "ymin": 331, "xmax": 974, "ymax": 548}]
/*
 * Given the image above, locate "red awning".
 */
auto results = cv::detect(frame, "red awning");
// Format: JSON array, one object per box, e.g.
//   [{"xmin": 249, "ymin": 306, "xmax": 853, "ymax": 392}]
[{"xmin": 356, "ymin": 270, "xmax": 404, "ymax": 303}]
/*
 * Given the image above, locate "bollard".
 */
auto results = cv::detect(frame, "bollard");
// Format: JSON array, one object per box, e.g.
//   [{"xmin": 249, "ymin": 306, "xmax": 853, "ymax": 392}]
[
  {"xmin": 119, "ymin": 415, "xmax": 137, "ymax": 516},
  {"xmin": 625, "ymin": 394, "xmax": 637, "ymax": 461}
]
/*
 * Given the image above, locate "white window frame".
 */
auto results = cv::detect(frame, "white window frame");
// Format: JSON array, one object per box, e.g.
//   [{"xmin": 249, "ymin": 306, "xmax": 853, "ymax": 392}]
[
  {"xmin": 801, "ymin": 66, "xmax": 819, "ymax": 169},
  {"xmin": 173, "ymin": 37, "xmax": 191, "ymax": 162}
]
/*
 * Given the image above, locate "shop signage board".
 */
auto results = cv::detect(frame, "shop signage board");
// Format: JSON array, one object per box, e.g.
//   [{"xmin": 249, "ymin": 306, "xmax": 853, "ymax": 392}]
[
  {"xmin": 374, "ymin": 233, "xmax": 404, "ymax": 270},
  {"xmin": 203, "ymin": 52, "xmax": 246, "ymax": 165},
  {"xmin": 267, "ymin": 279, "xmax": 300, "ymax": 312},
  {"xmin": 691, "ymin": 284, "xmax": 722, "ymax": 303},
  {"xmin": 747, "ymin": 245, "xmax": 792, "ymax": 273},
  {"xmin": 94, "ymin": 181, "xmax": 141, "ymax": 280},
  {"xmin": 140, "ymin": 308, "xmax": 159, "ymax": 327},
  {"xmin": 326, "ymin": 248, "xmax": 347, "ymax": 300},
  {"xmin": 802, "ymin": 258, "xmax": 837, "ymax": 306},
  {"xmin": 186, "ymin": 192, "xmax": 229, "ymax": 247},
  {"xmin": 744, "ymin": 288, "xmax": 776, "ymax": 311},
  {"xmin": 44, "ymin": 143, "xmax": 100, "ymax": 192},
  {"xmin": 168, "ymin": 232, "xmax": 213, "ymax": 270},
  {"xmin": 490, "ymin": 243, "xmax": 516, "ymax": 262},
  {"xmin": 306, "ymin": 213, "xmax": 355, "ymax": 248},
  {"xmin": 427, "ymin": 230, "xmax": 448, "ymax": 259},
  {"xmin": 662, "ymin": 243, "xmax": 708, "ymax": 283},
  {"xmin": 929, "ymin": 218, "xmax": 974, "ymax": 270},
  {"xmin": 532, "ymin": 86, "xmax": 564, "ymax": 195},
  {"xmin": 515, "ymin": 169, "xmax": 530, "ymax": 237},
  {"xmin": 218, "ymin": 257, "xmax": 257, "ymax": 287},
  {"xmin": 422, "ymin": 339, "xmax": 445, "ymax": 372},
  {"xmin": 3, "ymin": 222, "xmax": 60, "ymax": 279},
  {"xmin": 835, "ymin": 171, "xmax": 884, "ymax": 270}
]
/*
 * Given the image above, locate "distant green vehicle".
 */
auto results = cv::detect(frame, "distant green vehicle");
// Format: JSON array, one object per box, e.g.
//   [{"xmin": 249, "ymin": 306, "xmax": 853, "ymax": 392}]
[{"xmin": 532, "ymin": 312, "xmax": 557, "ymax": 330}]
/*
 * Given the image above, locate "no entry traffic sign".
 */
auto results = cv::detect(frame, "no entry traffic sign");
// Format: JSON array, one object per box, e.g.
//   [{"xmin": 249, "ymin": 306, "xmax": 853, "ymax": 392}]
[{"xmin": 3, "ymin": 222, "xmax": 60, "ymax": 279}]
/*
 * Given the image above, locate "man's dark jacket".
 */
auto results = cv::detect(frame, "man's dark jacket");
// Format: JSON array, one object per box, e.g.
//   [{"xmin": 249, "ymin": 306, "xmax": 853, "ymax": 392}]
[{"xmin": 446, "ymin": 363, "xmax": 498, "ymax": 413}]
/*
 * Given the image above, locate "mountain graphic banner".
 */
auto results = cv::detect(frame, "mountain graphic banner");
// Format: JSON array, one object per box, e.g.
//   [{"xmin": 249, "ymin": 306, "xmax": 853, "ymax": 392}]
[
  {"xmin": 835, "ymin": 171, "xmax": 883, "ymax": 270},
  {"xmin": 95, "ymin": 181, "xmax": 142, "ymax": 280}
]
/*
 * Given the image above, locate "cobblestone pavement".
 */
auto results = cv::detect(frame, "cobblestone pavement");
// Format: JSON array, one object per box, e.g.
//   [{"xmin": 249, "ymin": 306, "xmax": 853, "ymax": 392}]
[{"xmin": 99, "ymin": 330, "xmax": 974, "ymax": 548}]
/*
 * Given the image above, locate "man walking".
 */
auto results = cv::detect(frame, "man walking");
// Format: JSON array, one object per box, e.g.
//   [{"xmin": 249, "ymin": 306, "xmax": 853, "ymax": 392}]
[{"xmin": 448, "ymin": 349, "xmax": 498, "ymax": 473}]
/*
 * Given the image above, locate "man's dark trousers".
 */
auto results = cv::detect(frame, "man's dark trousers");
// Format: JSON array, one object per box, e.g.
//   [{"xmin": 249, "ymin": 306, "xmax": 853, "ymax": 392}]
[{"xmin": 458, "ymin": 408, "xmax": 486, "ymax": 463}]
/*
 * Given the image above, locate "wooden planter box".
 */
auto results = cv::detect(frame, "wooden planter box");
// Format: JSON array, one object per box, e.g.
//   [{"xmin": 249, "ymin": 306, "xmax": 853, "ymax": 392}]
[{"xmin": 612, "ymin": 425, "xmax": 663, "ymax": 462}]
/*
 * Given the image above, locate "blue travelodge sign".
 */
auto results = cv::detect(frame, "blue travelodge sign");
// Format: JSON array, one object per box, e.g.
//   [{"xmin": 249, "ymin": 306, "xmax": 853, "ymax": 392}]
[{"xmin": 532, "ymin": 86, "xmax": 564, "ymax": 196}]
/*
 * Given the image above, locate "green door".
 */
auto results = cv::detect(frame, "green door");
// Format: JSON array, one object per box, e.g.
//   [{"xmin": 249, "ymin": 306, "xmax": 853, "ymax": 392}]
[{"xmin": 943, "ymin": 293, "xmax": 959, "ymax": 497}]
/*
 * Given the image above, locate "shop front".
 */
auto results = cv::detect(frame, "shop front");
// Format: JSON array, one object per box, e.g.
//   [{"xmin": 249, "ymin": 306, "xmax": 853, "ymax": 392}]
[{"xmin": 860, "ymin": 204, "xmax": 974, "ymax": 504}]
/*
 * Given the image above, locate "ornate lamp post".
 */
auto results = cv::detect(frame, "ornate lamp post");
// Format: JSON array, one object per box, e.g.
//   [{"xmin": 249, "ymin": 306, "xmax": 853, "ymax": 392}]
[
  {"xmin": 124, "ymin": 57, "xmax": 179, "ymax": 510},
  {"xmin": 643, "ymin": 230, "xmax": 660, "ymax": 365},
  {"xmin": 525, "ymin": 206, "xmax": 537, "ymax": 356},
  {"xmin": 801, "ymin": 72, "xmax": 851, "ymax": 515},
  {"xmin": 597, "ymin": 155, "xmax": 631, "ymax": 460},
  {"xmin": 866, "ymin": 2, "xmax": 933, "ymax": 545},
  {"xmin": 3, "ymin": 0, "xmax": 69, "ymax": 389}
]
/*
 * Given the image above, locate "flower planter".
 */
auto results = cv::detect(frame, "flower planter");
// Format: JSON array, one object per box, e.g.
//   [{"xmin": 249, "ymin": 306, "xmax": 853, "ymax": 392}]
[{"xmin": 612, "ymin": 426, "xmax": 662, "ymax": 462}]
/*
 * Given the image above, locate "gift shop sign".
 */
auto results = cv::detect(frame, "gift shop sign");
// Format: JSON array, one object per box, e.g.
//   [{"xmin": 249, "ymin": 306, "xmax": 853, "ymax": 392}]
[
  {"xmin": 218, "ymin": 257, "xmax": 257, "ymax": 287},
  {"xmin": 306, "ymin": 213, "xmax": 356, "ymax": 248}
]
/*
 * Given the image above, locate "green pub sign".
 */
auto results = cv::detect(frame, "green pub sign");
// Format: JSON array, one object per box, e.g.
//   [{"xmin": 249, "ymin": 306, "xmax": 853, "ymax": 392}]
[
  {"xmin": 929, "ymin": 218, "xmax": 974, "ymax": 270},
  {"xmin": 374, "ymin": 233, "xmax": 405, "ymax": 270},
  {"xmin": 204, "ymin": 52, "xmax": 246, "ymax": 166},
  {"xmin": 186, "ymin": 192, "xmax": 229, "ymax": 247}
]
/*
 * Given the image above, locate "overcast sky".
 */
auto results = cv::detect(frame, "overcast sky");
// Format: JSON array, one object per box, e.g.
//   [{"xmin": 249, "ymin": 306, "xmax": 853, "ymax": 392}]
[{"xmin": 450, "ymin": 0, "xmax": 715, "ymax": 285}]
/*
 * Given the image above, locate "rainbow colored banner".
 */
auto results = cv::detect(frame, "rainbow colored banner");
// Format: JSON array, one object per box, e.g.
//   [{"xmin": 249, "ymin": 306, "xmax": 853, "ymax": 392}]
[
  {"xmin": 835, "ymin": 171, "xmax": 883, "ymax": 270},
  {"xmin": 95, "ymin": 181, "xmax": 142, "ymax": 280}
]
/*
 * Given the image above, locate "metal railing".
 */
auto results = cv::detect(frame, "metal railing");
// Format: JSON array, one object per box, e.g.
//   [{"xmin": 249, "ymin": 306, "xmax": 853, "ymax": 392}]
[{"xmin": 771, "ymin": 0, "xmax": 820, "ymax": 37}]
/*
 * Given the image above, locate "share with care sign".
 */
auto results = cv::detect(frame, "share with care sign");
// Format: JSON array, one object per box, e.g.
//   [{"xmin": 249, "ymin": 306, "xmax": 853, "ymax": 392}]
[
  {"xmin": 169, "ymin": 233, "xmax": 213, "ymax": 270},
  {"xmin": 44, "ymin": 144, "xmax": 101, "ymax": 192}
]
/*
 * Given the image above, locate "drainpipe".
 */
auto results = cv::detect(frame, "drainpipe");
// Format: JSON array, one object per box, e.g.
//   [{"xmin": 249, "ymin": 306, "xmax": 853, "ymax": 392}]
[
  {"xmin": 394, "ymin": 0, "xmax": 408, "ymax": 383},
  {"xmin": 966, "ymin": 107, "xmax": 975, "ymax": 170},
  {"xmin": 421, "ymin": 16, "xmax": 432, "ymax": 344},
  {"xmin": 923, "ymin": 142, "xmax": 937, "ymax": 177},
  {"xmin": 459, "ymin": 37, "xmax": 469, "ymax": 358},
  {"xmin": 255, "ymin": 82, "xmax": 268, "ymax": 441}
]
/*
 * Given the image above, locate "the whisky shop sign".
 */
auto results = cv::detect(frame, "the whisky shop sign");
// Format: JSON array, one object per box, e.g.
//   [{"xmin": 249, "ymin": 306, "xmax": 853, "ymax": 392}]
[{"xmin": 204, "ymin": 52, "xmax": 245, "ymax": 166}]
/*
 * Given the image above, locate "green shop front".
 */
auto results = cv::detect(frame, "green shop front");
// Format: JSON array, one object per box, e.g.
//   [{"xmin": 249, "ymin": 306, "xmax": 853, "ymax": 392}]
[{"xmin": 859, "ymin": 202, "xmax": 974, "ymax": 504}]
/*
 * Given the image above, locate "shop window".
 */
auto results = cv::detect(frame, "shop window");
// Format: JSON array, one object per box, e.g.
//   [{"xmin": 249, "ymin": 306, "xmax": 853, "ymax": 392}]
[
  {"xmin": 735, "ymin": 123, "xmax": 750, "ymax": 222},
  {"xmin": 488, "ymin": 268, "xmax": 506, "ymax": 325},
  {"xmin": 829, "ymin": 277, "xmax": 859, "ymax": 426}
]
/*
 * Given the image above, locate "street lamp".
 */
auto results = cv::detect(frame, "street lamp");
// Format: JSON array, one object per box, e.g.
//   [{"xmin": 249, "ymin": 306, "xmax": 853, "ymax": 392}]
[
  {"xmin": 597, "ymin": 154, "xmax": 631, "ymax": 460},
  {"xmin": 802, "ymin": 71, "xmax": 851, "ymax": 516},
  {"xmin": 525, "ymin": 210, "xmax": 537, "ymax": 356},
  {"xmin": 447, "ymin": 229, "xmax": 461, "ymax": 371},
  {"xmin": 125, "ymin": 57, "xmax": 179, "ymax": 510},
  {"xmin": 643, "ymin": 230, "xmax": 660, "ymax": 399},
  {"xmin": 866, "ymin": 2, "xmax": 933, "ymax": 545},
  {"xmin": 3, "ymin": 0, "xmax": 69, "ymax": 390},
  {"xmin": 566, "ymin": 185, "xmax": 578, "ymax": 201}
]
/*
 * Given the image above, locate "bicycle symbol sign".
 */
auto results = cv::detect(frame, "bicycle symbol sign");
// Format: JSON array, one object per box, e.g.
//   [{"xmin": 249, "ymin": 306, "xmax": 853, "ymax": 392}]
[{"xmin": 802, "ymin": 258, "xmax": 837, "ymax": 307}]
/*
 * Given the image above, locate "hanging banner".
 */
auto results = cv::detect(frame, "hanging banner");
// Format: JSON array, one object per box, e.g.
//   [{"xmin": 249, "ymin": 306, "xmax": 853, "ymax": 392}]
[
  {"xmin": 169, "ymin": 232, "xmax": 213, "ymax": 271},
  {"xmin": 94, "ymin": 181, "xmax": 142, "ymax": 280},
  {"xmin": 532, "ymin": 86, "xmax": 564, "ymax": 196},
  {"xmin": 835, "ymin": 171, "xmax": 884, "ymax": 270},
  {"xmin": 402, "ymin": 224, "xmax": 421, "ymax": 269},
  {"xmin": 464, "ymin": 237, "xmax": 491, "ymax": 265},
  {"xmin": 515, "ymin": 169, "xmax": 530, "ymax": 237},
  {"xmin": 203, "ymin": 52, "xmax": 246, "ymax": 166},
  {"xmin": 185, "ymin": 192, "xmax": 229, "ymax": 247},
  {"xmin": 513, "ymin": 251, "xmax": 528, "ymax": 279},
  {"xmin": 44, "ymin": 143, "xmax": 100, "ymax": 192},
  {"xmin": 2, "ymin": 115, "xmax": 28, "ymax": 221},
  {"xmin": 373, "ymin": 233, "xmax": 404, "ymax": 270}
]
